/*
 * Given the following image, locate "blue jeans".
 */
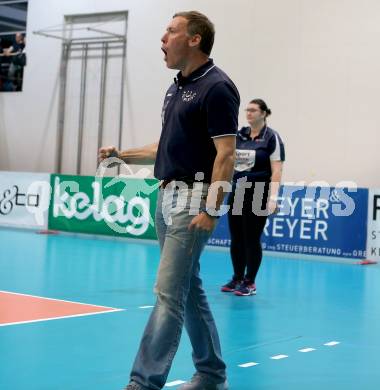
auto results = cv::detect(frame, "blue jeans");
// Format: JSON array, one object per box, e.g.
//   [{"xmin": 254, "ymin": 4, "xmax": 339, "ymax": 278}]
[{"xmin": 130, "ymin": 185, "xmax": 226, "ymax": 389}]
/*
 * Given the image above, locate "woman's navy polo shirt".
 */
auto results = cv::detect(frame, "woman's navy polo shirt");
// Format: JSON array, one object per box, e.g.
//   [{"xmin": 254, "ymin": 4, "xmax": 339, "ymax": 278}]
[
  {"xmin": 154, "ymin": 59, "xmax": 240, "ymax": 183},
  {"xmin": 233, "ymin": 126, "xmax": 285, "ymax": 183}
]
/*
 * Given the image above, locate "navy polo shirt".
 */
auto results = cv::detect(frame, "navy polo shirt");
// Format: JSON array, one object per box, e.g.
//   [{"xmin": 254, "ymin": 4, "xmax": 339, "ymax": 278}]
[
  {"xmin": 154, "ymin": 59, "xmax": 240, "ymax": 183},
  {"xmin": 233, "ymin": 125, "xmax": 285, "ymax": 183}
]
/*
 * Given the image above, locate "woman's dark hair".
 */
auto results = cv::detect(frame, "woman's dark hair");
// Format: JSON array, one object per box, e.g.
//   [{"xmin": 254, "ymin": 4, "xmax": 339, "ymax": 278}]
[{"xmin": 249, "ymin": 98, "xmax": 272, "ymax": 117}]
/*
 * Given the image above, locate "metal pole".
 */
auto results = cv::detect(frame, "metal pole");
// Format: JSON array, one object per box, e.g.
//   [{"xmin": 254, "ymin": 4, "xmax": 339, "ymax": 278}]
[
  {"xmin": 56, "ymin": 41, "xmax": 70, "ymax": 173},
  {"xmin": 116, "ymin": 39, "xmax": 126, "ymax": 175},
  {"xmin": 87, "ymin": 27, "xmax": 124, "ymax": 39},
  {"xmin": 97, "ymin": 42, "xmax": 108, "ymax": 159},
  {"xmin": 77, "ymin": 43, "xmax": 88, "ymax": 174},
  {"xmin": 118, "ymin": 39, "xmax": 126, "ymax": 154},
  {"xmin": 32, "ymin": 31, "xmax": 65, "ymax": 40}
]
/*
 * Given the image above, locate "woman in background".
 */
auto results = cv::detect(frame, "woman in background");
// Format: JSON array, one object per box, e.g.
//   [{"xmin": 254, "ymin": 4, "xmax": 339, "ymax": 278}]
[{"xmin": 221, "ymin": 99, "xmax": 285, "ymax": 296}]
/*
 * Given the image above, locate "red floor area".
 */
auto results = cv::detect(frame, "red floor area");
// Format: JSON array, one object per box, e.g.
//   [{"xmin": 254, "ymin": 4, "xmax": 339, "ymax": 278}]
[{"xmin": 0, "ymin": 290, "xmax": 121, "ymax": 326}]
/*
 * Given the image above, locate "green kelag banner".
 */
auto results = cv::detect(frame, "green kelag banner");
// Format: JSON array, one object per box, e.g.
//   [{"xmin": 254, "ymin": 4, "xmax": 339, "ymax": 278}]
[{"xmin": 48, "ymin": 174, "xmax": 159, "ymax": 239}]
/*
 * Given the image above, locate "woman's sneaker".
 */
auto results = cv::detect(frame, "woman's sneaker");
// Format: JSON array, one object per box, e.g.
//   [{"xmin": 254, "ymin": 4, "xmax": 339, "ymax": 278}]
[
  {"xmin": 234, "ymin": 281, "xmax": 256, "ymax": 296},
  {"xmin": 221, "ymin": 279, "xmax": 241, "ymax": 292}
]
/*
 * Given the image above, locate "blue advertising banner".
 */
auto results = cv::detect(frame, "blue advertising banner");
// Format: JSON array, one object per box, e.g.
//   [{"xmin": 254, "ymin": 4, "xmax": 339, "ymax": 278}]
[{"xmin": 208, "ymin": 185, "xmax": 368, "ymax": 259}]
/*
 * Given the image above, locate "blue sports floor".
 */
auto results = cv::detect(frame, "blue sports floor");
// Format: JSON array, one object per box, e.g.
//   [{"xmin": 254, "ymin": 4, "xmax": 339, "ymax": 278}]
[{"xmin": 0, "ymin": 227, "xmax": 379, "ymax": 390}]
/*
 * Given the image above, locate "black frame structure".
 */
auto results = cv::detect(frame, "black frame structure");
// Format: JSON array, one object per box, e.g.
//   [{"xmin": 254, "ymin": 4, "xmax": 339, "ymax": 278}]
[{"xmin": 0, "ymin": 0, "xmax": 28, "ymax": 92}]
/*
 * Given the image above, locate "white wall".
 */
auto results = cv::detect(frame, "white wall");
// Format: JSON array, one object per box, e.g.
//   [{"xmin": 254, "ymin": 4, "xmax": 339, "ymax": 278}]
[{"xmin": 0, "ymin": 0, "xmax": 379, "ymax": 187}]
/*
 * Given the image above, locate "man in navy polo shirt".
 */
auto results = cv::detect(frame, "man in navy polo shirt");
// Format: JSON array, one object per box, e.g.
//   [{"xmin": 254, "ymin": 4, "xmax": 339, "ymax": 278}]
[{"xmin": 99, "ymin": 11, "xmax": 239, "ymax": 390}]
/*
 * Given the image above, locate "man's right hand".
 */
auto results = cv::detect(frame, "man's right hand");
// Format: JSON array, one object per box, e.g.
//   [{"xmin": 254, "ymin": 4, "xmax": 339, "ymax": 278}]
[{"xmin": 98, "ymin": 146, "xmax": 119, "ymax": 163}]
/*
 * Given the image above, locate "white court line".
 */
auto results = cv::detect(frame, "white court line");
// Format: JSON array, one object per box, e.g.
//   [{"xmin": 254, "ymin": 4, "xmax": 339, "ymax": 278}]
[
  {"xmin": 236, "ymin": 341, "xmax": 339, "ymax": 369},
  {"xmin": 324, "ymin": 341, "xmax": 340, "ymax": 346},
  {"xmin": 165, "ymin": 380, "xmax": 186, "ymax": 387},
  {"xmin": 139, "ymin": 305, "xmax": 154, "ymax": 309},
  {"xmin": 299, "ymin": 348, "xmax": 316, "ymax": 353},
  {"xmin": 0, "ymin": 309, "xmax": 124, "ymax": 327},
  {"xmin": 270, "ymin": 354, "xmax": 288, "ymax": 360},
  {"xmin": 239, "ymin": 362, "xmax": 259, "ymax": 368},
  {"xmin": 0, "ymin": 290, "xmax": 121, "ymax": 310}
]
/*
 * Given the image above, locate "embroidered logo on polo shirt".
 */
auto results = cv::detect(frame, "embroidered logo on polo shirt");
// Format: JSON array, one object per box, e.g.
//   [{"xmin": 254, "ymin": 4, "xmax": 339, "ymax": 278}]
[{"xmin": 182, "ymin": 90, "xmax": 197, "ymax": 102}]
